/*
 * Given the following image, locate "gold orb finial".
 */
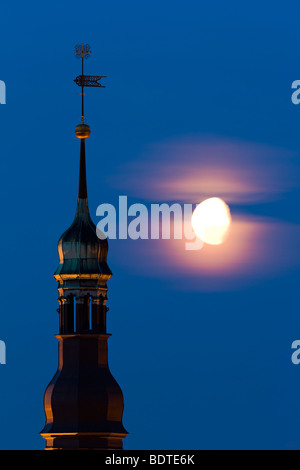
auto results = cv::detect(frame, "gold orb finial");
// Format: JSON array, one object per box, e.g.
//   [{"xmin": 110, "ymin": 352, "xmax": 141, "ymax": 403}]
[{"xmin": 75, "ymin": 123, "xmax": 91, "ymax": 139}]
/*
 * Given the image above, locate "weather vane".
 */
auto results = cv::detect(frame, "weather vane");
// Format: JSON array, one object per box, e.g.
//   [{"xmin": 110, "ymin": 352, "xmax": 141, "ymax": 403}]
[{"xmin": 74, "ymin": 43, "xmax": 106, "ymax": 126}]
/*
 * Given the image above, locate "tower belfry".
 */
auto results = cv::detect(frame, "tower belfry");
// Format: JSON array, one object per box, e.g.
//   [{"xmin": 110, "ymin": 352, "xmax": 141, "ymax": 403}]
[{"xmin": 40, "ymin": 45, "xmax": 127, "ymax": 450}]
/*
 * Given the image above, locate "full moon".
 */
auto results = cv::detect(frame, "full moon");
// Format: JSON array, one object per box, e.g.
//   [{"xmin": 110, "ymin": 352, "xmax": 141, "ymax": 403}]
[{"xmin": 191, "ymin": 197, "xmax": 231, "ymax": 245}]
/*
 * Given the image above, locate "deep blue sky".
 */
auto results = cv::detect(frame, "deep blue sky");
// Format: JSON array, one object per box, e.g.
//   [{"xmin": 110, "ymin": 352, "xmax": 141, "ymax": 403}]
[{"xmin": 1, "ymin": 0, "xmax": 300, "ymax": 450}]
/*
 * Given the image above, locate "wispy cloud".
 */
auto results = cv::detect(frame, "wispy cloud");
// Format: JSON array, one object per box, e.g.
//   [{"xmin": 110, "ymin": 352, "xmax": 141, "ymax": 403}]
[{"xmin": 111, "ymin": 136, "xmax": 300, "ymax": 204}]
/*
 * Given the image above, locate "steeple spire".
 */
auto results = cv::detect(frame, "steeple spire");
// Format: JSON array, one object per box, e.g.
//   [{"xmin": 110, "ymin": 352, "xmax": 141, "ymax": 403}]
[
  {"xmin": 78, "ymin": 138, "xmax": 87, "ymax": 199},
  {"xmin": 40, "ymin": 45, "xmax": 127, "ymax": 450},
  {"xmin": 73, "ymin": 43, "xmax": 105, "ymax": 203}
]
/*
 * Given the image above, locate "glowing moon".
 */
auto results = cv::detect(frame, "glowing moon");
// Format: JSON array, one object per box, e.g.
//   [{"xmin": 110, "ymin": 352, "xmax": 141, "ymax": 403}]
[{"xmin": 191, "ymin": 197, "xmax": 231, "ymax": 245}]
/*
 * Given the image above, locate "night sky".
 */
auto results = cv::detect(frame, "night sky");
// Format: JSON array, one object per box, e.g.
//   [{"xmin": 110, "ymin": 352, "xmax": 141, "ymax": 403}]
[{"xmin": 1, "ymin": 0, "xmax": 300, "ymax": 450}]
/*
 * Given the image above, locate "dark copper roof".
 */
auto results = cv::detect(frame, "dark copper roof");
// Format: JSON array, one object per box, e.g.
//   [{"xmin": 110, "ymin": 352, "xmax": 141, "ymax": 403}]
[{"xmin": 54, "ymin": 138, "xmax": 111, "ymax": 278}]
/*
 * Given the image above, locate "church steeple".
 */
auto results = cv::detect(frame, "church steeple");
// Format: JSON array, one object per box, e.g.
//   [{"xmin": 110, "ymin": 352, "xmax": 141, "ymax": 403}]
[
  {"xmin": 40, "ymin": 45, "xmax": 127, "ymax": 450},
  {"xmin": 78, "ymin": 139, "xmax": 88, "ymax": 199}
]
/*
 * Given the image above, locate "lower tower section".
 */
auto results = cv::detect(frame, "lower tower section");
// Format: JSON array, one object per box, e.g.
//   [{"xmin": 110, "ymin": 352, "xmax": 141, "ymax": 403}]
[
  {"xmin": 41, "ymin": 283, "xmax": 128, "ymax": 450},
  {"xmin": 41, "ymin": 333, "xmax": 127, "ymax": 450}
]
